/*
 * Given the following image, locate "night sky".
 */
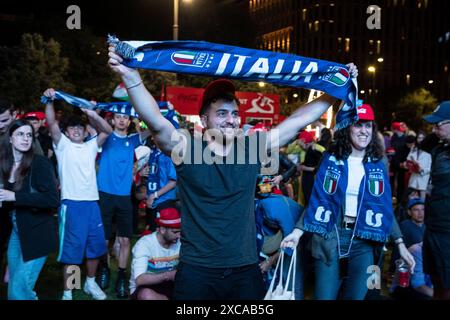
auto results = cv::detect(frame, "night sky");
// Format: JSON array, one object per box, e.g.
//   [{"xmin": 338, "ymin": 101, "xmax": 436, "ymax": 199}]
[{"xmin": 0, "ymin": 0, "xmax": 254, "ymax": 46}]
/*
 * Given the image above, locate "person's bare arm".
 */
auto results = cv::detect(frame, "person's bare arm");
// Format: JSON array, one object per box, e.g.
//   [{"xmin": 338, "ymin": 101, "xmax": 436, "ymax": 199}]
[
  {"xmin": 108, "ymin": 45, "xmax": 184, "ymax": 156},
  {"xmin": 139, "ymin": 130, "xmax": 151, "ymax": 142},
  {"xmin": 135, "ymin": 270, "xmax": 176, "ymax": 286},
  {"xmin": 81, "ymin": 109, "xmax": 113, "ymax": 147},
  {"xmin": 267, "ymin": 63, "xmax": 358, "ymax": 150},
  {"xmin": 43, "ymin": 88, "xmax": 62, "ymax": 145}
]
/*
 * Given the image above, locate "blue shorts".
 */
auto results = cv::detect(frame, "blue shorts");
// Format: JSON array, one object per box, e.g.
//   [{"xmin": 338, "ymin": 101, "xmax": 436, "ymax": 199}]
[{"xmin": 57, "ymin": 200, "xmax": 107, "ymax": 264}]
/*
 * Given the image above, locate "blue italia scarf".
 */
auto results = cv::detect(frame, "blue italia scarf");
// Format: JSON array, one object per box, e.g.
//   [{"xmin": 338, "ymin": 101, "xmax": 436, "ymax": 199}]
[
  {"xmin": 40, "ymin": 90, "xmax": 180, "ymax": 129},
  {"xmin": 147, "ymin": 146, "xmax": 162, "ymax": 201},
  {"xmin": 108, "ymin": 35, "xmax": 358, "ymax": 129},
  {"xmin": 303, "ymin": 153, "xmax": 393, "ymax": 243}
]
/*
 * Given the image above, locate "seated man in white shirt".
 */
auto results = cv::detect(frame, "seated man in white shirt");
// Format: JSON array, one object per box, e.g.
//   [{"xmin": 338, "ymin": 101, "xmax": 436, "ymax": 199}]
[{"xmin": 129, "ymin": 207, "xmax": 181, "ymax": 300}]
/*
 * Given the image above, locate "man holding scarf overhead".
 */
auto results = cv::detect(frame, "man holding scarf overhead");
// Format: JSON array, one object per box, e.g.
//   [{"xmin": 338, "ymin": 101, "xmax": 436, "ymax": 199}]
[{"xmin": 107, "ymin": 39, "xmax": 358, "ymax": 300}]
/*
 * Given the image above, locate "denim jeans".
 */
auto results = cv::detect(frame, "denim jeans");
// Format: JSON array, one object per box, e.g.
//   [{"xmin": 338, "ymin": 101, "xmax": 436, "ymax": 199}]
[
  {"xmin": 7, "ymin": 214, "xmax": 47, "ymax": 300},
  {"xmin": 314, "ymin": 227, "xmax": 374, "ymax": 300}
]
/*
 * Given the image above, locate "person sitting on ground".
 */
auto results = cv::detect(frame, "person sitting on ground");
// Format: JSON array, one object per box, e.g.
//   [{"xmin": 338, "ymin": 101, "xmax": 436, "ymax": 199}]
[
  {"xmin": 391, "ymin": 198, "xmax": 433, "ymax": 299},
  {"xmin": 129, "ymin": 207, "xmax": 181, "ymax": 300}
]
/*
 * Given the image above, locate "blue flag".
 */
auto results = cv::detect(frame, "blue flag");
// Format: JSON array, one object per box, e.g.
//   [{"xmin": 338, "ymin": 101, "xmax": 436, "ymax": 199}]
[
  {"xmin": 40, "ymin": 90, "xmax": 180, "ymax": 129},
  {"xmin": 108, "ymin": 35, "xmax": 358, "ymax": 129}
]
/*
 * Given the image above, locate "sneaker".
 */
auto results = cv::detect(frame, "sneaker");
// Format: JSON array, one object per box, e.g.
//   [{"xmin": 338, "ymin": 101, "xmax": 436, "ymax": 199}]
[
  {"xmin": 61, "ymin": 291, "xmax": 72, "ymax": 300},
  {"xmin": 84, "ymin": 280, "xmax": 107, "ymax": 300},
  {"xmin": 96, "ymin": 266, "xmax": 110, "ymax": 290},
  {"xmin": 115, "ymin": 275, "xmax": 129, "ymax": 299}
]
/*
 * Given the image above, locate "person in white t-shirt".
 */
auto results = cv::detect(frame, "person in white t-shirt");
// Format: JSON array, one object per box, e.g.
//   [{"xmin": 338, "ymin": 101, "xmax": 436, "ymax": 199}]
[
  {"xmin": 130, "ymin": 207, "xmax": 181, "ymax": 300},
  {"xmin": 43, "ymin": 88, "xmax": 113, "ymax": 300}
]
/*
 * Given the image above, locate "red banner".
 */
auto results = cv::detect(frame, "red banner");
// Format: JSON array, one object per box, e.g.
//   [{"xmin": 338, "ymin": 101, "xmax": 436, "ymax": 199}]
[{"xmin": 166, "ymin": 86, "xmax": 280, "ymax": 124}]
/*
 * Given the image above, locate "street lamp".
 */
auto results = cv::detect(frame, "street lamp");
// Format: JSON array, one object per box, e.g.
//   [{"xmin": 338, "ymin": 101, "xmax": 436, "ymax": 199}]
[
  {"xmin": 173, "ymin": 0, "xmax": 193, "ymax": 40},
  {"xmin": 173, "ymin": 0, "xmax": 179, "ymax": 40},
  {"xmin": 367, "ymin": 66, "xmax": 376, "ymax": 105}
]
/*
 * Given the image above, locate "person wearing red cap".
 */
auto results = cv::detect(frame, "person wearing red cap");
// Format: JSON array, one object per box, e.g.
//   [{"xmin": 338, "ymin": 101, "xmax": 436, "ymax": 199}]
[
  {"xmin": 108, "ymin": 46, "xmax": 359, "ymax": 300},
  {"xmin": 390, "ymin": 120, "xmax": 410, "ymax": 202},
  {"xmin": 129, "ymin": 207, "xmax": 181, "ymax": 300},
  {"xmin": 282, "ymin": 103, "xmax": 415, "ymax": 300},
  {"xmin": 23, "ymin": 111, "xmax": 52, "ymax": 158}
]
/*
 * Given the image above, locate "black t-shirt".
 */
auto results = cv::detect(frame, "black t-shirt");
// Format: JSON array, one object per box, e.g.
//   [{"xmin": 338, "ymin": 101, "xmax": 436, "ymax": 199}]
[
  {"xmin": 399, "ymin": 219, "xmax": 425, "ymax": 248},
  {"xmin": 175, "ymin": 132, "xmax": 267, "ymax": 268},
  {"xmin": 426, "ymin": 144, "xmax": 450, "ymax": 232},
  {"xmin": 303, "ymin": 146, "xmax": 323, "ymax": 168}
]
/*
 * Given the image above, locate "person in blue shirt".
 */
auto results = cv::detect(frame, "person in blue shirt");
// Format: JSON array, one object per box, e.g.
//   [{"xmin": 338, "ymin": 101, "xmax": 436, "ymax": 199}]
[
  {"xmin": 392, "ymin": 198, "xmax": 433, "ymax": 299},
  {"xmin": 96, "ymin": 113, "xmax": 150, "ymax": 298},
  {"xmin": 145, "ymin": 137, "xmax": 177, "ymax": 232}
]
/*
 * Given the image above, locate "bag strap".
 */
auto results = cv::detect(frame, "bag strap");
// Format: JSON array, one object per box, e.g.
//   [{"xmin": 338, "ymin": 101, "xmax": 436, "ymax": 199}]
[
  {"xmin": 266, "ymin": 249, "xmax": 283, "ymax": 294},
  {"xmin": 283, "ymin": 249, "xmax": 297, "ymax": 295}
]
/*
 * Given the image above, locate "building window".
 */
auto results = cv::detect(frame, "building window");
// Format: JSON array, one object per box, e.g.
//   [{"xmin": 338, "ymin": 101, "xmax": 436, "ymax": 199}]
[
  {"xmin": 345, "ymin": 38, "xmax": 350, "ymax": 53},
  {"xmin": 314, "ymin": 20, "xmax": 320, "ymax": 32}
]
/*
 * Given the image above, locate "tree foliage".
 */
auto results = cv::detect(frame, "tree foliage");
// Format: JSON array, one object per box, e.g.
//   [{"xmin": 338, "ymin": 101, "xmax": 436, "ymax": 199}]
[
  {"xmin": 395, "ymin": 88, "xmax": 437, "ymax": 131},
  {"xmin": 0, "ymin": 33, "xmax": 73, "ymax": 111}
]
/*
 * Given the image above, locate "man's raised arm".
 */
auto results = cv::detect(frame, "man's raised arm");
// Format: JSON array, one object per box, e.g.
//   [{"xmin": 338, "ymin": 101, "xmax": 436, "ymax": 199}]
[
  {"xmin": 268, "ymin": 63, "xmax": 358, "ymax": 150},
  {"xmin": 43, "ymin": 88, "xmax": 62, "ymax": 146},
  {"xmin": 108, "ymin": 45, "xmax": 183, "ymax": 156}
]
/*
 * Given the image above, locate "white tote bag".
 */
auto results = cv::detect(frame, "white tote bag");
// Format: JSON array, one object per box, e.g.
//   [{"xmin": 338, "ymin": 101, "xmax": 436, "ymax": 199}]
[{"xmin": 264, "ymin": 249, "xmax": 297, "ymax": 300}]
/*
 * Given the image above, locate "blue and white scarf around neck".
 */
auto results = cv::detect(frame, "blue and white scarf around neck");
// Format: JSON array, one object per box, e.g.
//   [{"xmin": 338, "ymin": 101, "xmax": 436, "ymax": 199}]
[
  {"xmin": 303, "ymin": 153, "xmax": 393, "ymax": 243},
  {"xmin": 107, "ymin": 35, "xmax": 358, "ymax": 129}
]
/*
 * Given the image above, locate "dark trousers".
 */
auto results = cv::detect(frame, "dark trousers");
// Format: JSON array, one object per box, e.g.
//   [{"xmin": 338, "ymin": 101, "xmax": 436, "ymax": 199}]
[
  {"xmin": 173, "ymin": 262, "xmax": 265, "ymax": 300},
  {"xmin": 0, "ymin": 212, "xmax": 12, "ymax": 271}
]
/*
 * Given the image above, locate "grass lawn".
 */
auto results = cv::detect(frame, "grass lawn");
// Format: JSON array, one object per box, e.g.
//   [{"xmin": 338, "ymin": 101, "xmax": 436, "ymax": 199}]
[
  {"xmin": 0, "ymin": 217, "xmax": 395, "ymax": 300},
  {"xmin": 0, "ymin": 235, "xmax": 140, "ymax": 300}
]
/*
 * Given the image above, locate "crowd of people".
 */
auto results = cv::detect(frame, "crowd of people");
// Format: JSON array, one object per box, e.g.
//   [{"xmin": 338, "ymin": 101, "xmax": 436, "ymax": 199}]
[{"xmin": 0, "ymin": 45, "xmax": 449, "ymax": 301}]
